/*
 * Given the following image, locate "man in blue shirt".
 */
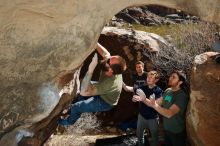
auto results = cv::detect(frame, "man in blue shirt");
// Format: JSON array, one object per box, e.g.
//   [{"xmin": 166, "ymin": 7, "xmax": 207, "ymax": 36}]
[{"xmin": 123, "ymin": 70, "xmax": 163, "ymax": 146}]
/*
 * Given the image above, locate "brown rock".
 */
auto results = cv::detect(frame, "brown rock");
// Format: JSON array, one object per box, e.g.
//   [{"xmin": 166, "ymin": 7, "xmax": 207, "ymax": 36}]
[{"xmin": 187, "ymin": 52, "xmax": 220, "ymax": 146}]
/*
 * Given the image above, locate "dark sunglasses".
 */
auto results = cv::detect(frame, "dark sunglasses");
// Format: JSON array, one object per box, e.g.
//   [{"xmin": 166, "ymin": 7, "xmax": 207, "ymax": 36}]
[{"xmin": 106, "ymin": 58, "xmax": 110, "ymax": 65}]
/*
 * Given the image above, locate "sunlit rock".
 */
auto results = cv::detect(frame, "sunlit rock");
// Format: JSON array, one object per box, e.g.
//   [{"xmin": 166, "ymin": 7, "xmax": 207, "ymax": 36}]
[{"xmin": 187, "ymin": 52, "xmax": 220, "ymax": 146}]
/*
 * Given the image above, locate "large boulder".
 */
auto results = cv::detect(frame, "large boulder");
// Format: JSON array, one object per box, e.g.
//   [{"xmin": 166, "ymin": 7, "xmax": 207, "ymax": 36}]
[
  {"xmin": 0, "ymin": 0, "xmax": 219, "ymax": 145},
  {"xmin": 187, "ymin": 52, "xmax": 220, "ymax": 146}
]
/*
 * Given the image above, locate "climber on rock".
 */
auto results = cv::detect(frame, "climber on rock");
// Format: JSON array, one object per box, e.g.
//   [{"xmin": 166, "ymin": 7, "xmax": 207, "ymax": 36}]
[{"xmin": 58, "ymin": 43, "xmax": 127, "ymax": 126}]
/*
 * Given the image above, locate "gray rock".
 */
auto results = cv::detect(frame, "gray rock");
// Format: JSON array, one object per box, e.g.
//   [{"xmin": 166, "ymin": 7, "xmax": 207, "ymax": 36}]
[
  {"xmin": 116, "ymin": 12, "xmax": 140, "ymax": 24},
  {"xmin": 174, "ymin": 18, "xmax": 185, "ymax": 23},
  {"xmin": 165, "ymin": 14, "xmax": 181, "ymax": 19}
]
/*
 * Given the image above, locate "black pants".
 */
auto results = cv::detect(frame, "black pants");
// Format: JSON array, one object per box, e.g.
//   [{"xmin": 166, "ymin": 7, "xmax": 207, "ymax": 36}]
[{"xmin": 164, "ymin": 130, "xmax": 186, "ymax": 146}]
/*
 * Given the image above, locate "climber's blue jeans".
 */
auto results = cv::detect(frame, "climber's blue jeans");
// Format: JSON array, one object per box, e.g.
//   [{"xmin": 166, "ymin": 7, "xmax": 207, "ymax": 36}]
[{"xmin": 58, "ymin": 95, "xmax": 112, "ymax": 126}]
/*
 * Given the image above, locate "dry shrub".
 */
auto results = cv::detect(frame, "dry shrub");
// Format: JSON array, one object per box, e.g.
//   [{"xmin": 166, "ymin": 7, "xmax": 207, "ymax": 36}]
[{"xmin": 146, "ymin": 21, "xmax": 218, "ymax": 87}]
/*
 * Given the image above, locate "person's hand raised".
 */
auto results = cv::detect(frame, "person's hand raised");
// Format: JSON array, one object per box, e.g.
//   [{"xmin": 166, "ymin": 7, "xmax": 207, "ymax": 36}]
[{"xmin": 136, "ymin": 89, "xmax": 146, "ymax": 101}]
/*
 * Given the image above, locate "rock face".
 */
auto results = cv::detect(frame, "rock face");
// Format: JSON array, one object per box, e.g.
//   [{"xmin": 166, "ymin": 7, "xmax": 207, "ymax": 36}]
[
  {"xmin": 110, "ymin": 5, "xmax": 200, "ymax": 27},
  {"xmin": 0, "ymin": 0, "xmax": 220, "ymax": 145},
  {"xmin": 187, "ymin": 52, "xmax": 220, "ymax": 146}
]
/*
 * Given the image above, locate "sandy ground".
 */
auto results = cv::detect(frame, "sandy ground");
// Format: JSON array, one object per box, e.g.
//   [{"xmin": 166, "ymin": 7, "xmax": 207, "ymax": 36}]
[
  {"xmin": 44, "ymin": 131, "xmax": 122, "ymax": 146},
  {"xmin": 44, "ymin": 113, "xmax": 124, "ymax": 146}
]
